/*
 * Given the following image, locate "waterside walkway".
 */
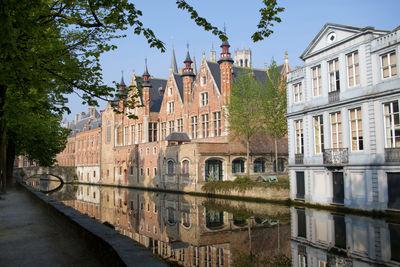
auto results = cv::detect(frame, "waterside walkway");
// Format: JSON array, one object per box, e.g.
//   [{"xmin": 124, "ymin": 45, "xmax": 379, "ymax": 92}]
[{"xmin": 0, "ymin": 184, "xmax": 166, "ymax": 267}]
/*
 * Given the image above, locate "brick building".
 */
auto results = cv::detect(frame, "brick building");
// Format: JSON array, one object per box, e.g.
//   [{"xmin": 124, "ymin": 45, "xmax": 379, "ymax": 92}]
[
  {"xmin": 99, "ymin": 40, "xmax": 290, "ymax": 191},
  {"xmin": 57, "ymin": 40, "xmax": 290, "ymax": 192}
]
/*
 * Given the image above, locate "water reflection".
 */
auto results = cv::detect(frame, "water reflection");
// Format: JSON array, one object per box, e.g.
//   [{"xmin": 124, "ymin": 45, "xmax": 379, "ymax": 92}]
[
  {"xmin": 48, "ymin": 184, "xmax": 291, "ymax": 266},
  {"xmin": 291, "ymin": 208, "xmax": 400, "ymax": 267},
  {"xmin": 25, "ymin": 175, "xmax": 62, "ymax": 193},
  {"xmin": 41, "ymin": 184, "xmax": 400, "ymax": 266}
]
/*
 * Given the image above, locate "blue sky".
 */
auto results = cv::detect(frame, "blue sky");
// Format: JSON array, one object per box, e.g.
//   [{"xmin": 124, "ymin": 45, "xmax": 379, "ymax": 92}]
[{"xmin": 64, "ymin": 0, "xmax": 399, "ymax": 121}]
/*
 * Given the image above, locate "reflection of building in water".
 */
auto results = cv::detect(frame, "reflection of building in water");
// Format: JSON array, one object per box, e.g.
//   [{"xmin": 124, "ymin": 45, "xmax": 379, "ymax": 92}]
[
  {"xmin": 290, "ymin": 207, "xmax": 400, "ymax": 266},
  {"xmin": 63, "ymin": 185, "xmax": 291, "ymax": 266},
  {"xmin": 63, "ymin": 185, "xmax": 101, "ymax": 220}
]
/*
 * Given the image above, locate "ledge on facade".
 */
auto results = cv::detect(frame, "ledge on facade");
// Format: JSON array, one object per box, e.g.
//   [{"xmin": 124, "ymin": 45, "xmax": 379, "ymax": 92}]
[
  {"xmin": 328, "ymin": 90, "xmax": 340, "ymax": 103},
  {"xmin": 323, "ymin": 148, "xmax": 348, "ymax": 165},
  {"xmin": 295, "ymin": 154, "xmax": 304, "ymax": 165},
  {"xmin": 385, "ymin": 147, "xmax": 400, "ymax": 162}
]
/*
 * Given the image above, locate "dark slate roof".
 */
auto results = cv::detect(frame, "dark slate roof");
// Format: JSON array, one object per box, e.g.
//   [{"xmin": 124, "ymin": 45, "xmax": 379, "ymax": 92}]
[
  {"xmin": 206, "ymin": 61, "xmax": 285, "ymax": 93},
  {"xmin": 173, "ymin": 74, "xmax": 184, "ymax": 102},
  {"xmin": 206, "ymin": 61, "xmax": 221, "ymax": 93},
  {"xmin": 166, "ymin": 132, "xmax": 191, "ymax": 142},
  {"xmin": 148, "ymin": 78, "xmax": 167, "ymax": 112}
]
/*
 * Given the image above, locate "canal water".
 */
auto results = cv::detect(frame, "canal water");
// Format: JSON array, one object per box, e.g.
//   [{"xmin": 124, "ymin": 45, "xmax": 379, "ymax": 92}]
[{"xmin": 27, "ymin": 179, "xmax": 400, "ymax": 266}]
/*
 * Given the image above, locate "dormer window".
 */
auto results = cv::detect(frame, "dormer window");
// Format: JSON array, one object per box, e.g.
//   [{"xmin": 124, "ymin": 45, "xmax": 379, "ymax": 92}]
[{"xmin": 201, "ymin": 76, "xmax": 207, "ymax": 87}]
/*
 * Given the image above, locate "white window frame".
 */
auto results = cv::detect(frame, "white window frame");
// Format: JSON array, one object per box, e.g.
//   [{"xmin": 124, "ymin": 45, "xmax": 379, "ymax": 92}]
[
  {"xmin": 191, "ymin": 116, "xmax": 198, "ymax": 139},
  {"xmin": 383, "ymin": 100, "xmax": 400, "ymax": 148},
  {"xmin": 293, "ymin": 83, "xmax": 302, "ymax": 103},
  {"xmin": 295, "ymin": 120, "xmax": 303, "ymax": 154},
  {"xmin": 167, "ymin": 101, "xmax": 174, "ymax": 114},
  {"xmin": 349, "ymin": 107, "xmax": 363, "ymax": 151},
  {"xmin": 328, "ymin": 58, "xmax": 340, "ymax": 92},
  {"xmin": 380, "ymin": 51, "xmax": 397, "ymax": 79},
  {"xmin": 313, "ymin": 115, "xmax": 324, "ymax": 154},
  {"xmin": 346, "ymin": 51, "xmax": 360, "ymax": 87},
  {"xmin": 330, "ymin": 112, "xmax": 342, "ymax": 151},
  {"xmin": 312, "ymin": 65, "xmax": 322, "ymax": 97},
  {"xmin": 200, "ymin": 92, "xmax": 209, "ymax": 107},
  {"xmin": 201, "ymin": 76, "xmax": 207, "ymax": 87}
]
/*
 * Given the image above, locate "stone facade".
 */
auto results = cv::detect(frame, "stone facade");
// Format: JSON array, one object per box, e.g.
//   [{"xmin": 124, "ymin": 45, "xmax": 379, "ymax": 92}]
[{"xmin": 287, "ymin": 23, "xmax": 400, "ymax": 211}]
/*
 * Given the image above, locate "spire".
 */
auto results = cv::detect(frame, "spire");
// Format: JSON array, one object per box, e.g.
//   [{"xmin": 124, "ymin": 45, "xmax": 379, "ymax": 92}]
[
  {"xmin": 182, "ymin": 44, "xmax": 195, "ymax": 77},
  {"xmin": 170, "ymin": 48, "xmax": 178, "ymax": 73},
  {"xmin": 120, "ymin": 70, "xmax": 126, "ymax": 87},
  {"xmin": 142, "ymin": 58, "xmax": 151, "ymax": 87}
]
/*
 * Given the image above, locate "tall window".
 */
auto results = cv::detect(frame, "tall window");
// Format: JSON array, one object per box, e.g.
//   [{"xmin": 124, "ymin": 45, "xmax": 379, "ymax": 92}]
[
  {"xmin": 161, "ymin": 122, "xmax": 167, "ymax": 140},
  {"xmin": 167, "ymin": 160, "xmax": 174, "ymax": 174},
  {"xmin": 191, "ymin": 116, "xmax": 198, "ymax": 139},
  {"xmin": 130, "ymin": 125, "xmax": 135, "ymax": 145},
  {"xmin": 384, "ymin": 101, "xmax": 400, "ymax": 148},
  {"xmin": 330, "ymin": 112, "xmax": 342, "ymax": 151},
  {"xmin": 167, "ymin": 101, "xmax": 174, "ymax": 114},
  {"xmin": 202, "ymin": 114, "xmax": 209, "ymax": 138},
  {"xmin": 313, "ymin": 116, "xmax": 324, "ymax": 154},
  {"xmin": 116, "ymin": 125, "xmax": 123, "ymax": 146},
  {"xmin": 201, "ymin": 76, "xmax": 207, "ymax": 87},
  {"xmin": 294, "ymin": 83, "xmax": 302, "ymax": 103},
  {"xmin": 106, "ymin": 121, "xmax": 111, "ymax": 143},
  {"xmin": 177, "ymin": 118, "xmax": 183, "ymax": 132},
  {"xmin": 381, "ymin": 51, "xmax": 397, "ymax": 79},
  {"xmin": 124, "ymin": 126, "xmax": 128, "ymax": 145},
  {"xmin": 168, "ymin": 120, "xmax": 175, "ymax": 134},
  {"xmin": 200, "ymin": 92, "xmax": 209, "ymax": 106},
  {"xmin": 182, "ymin": 160, "xmax": 190, "ymax": 175},
  {"xmin": 328, "ymin": 58, "xmax": 340, "ymax": 92},
  {"xmin": 213, "ymin": 112, "xmax": 221, "ymax": 136},
  {"xmin": 312, "ymin": 65, "xmax": 322, "ymax": 97},
  {"xmin": 347, "ymin": 51, "xmax": 360, "ymax": 87},
  {"xmin": 137, "ymin": 123, "xmax": 142, "ymax": 144},
  {"xmin": 349, "ymin": 108, "xmax": 363, "ymax": 151},
  {"xmin": 295, "ymin": 120, "xmax": 304, "ymax": 154},
  {"xmin": 148, "ymin": 122, "xmax": 158, "ymax": 142}
]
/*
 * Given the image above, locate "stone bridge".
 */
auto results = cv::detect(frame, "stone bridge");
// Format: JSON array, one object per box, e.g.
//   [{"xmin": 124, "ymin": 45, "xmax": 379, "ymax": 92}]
[{"xmin": 17, "ymin": 166, "xmax": 77, "ymax": 183}]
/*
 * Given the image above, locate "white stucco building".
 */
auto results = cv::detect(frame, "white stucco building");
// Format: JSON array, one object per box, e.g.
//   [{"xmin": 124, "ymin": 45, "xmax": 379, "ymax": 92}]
[{"xmin": 287, "ymin": 23, "xmax": 400, "ymax": 211}]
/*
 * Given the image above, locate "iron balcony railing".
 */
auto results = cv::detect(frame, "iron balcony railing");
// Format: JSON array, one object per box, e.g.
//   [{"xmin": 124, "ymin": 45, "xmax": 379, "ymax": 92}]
[
  {"xmin": 323, "ymin": 148, "xmax": 348, "ymax": 165},
  {"xmin": 328, "ymin": 90, "xmax": 340, "ymax": 103},
  {"xmin": 385, "ymin": 147, "xmax": 400, "ymax": 162}
]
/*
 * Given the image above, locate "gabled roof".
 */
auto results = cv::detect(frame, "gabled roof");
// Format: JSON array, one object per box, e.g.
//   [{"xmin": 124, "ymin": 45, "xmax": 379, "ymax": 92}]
[
  {"xmin": 300, "ymin": 23, "xmax": 389, "ymax": 60},
  {"xmin": 134, "ymin": 77, "xmax": 167, "ymax": 112},
  {"xmin": 206, "ymin": 61, "xmax": 221, "ymax": 93}
]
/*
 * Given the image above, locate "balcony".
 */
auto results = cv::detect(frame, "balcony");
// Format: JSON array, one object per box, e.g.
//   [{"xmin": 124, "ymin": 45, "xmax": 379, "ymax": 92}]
[
  {"xmin": 385, "ymin": 147, "xmax": 400, "ymax": 162},
  {"xmin": 328, "ymin": 90, "xmax": 340, "ymax": 103},
  {"xmin": 295, "ymin": 154, "xmax": 304, "ymax": 164},
  {"xmin": 323, "ymin": 148, "xmax": 348, "ymax": 165}
]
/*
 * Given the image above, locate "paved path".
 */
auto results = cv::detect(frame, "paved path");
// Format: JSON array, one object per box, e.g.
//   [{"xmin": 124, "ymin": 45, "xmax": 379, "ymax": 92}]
[{"xmin": 0, "ymin": 185, "xmax": 108, "ymax": 267}]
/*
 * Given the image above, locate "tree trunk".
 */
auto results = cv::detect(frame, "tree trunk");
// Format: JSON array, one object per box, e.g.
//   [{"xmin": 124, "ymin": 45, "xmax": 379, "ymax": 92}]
[
  {"xmin": 0, "ymin": 84, "xmax": 7, "ymax": 193},
  {"xmin": 6, "ymin": 137, "xmax": 15, "ymax": 187},
  {"xmin": 246, "ymin": 136, "xmax": 250, "ymax": 177},
  {"xmin": 274, "ymin": 137, "xmax": 278, "ymax": 174}
]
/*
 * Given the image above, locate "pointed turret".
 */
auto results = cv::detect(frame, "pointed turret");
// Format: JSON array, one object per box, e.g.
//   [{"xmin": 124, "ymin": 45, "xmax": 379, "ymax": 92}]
[
  {"xmin": 170, "ymin": 48, "xmax": 178, "ymax": 73},
  {"xmin": 217, "ymin": 38, "xmax": 234, "ymax": 64},
  {"xmin": 182, "ymin": 45, "xmax": 195, "ymax": 77},
  {"xmin": 120, "ymin": 71, "xmax": 126, "ymax": 89},
  {"xmin": 142, "ymin": 58, "xmax": 151, "ymax": 87}
]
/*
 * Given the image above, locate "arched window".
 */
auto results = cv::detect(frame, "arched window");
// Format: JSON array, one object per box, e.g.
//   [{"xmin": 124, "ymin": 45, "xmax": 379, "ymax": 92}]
[
  {"xmin": 245, "ymin": 59, "xmax": 249, "ymax": 67},
  {"xmin": 205, "ymin": 159, "xmax": 223, "ymax": 181},
  {"xmin": 273, "ymin": 158, "xmax": 285, "ymax": 173},
  {"xmin": 232, "ymin": 159, "xmax": 245, "ymax": 173},
  {"xmin": 182, "ymin": 160, "xmax": 190, "ymax": 175},
  {"xmin": 167, "ymin": 208, "xmax": 175, "ymax": 224},
  {"xmin": 254, "ymin": 158, "xmax": 266, "ymax": 173},
  {"xmin": 167, "ymin": 160, "xmax": 174, "ymax": 174},
  {"xmin": 240, "ymin": 59, "xmax": 243, "ymax": 66},
  {"xmin": 182, "ymin": 212, "xmax": 190, "ymax": 228}
]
